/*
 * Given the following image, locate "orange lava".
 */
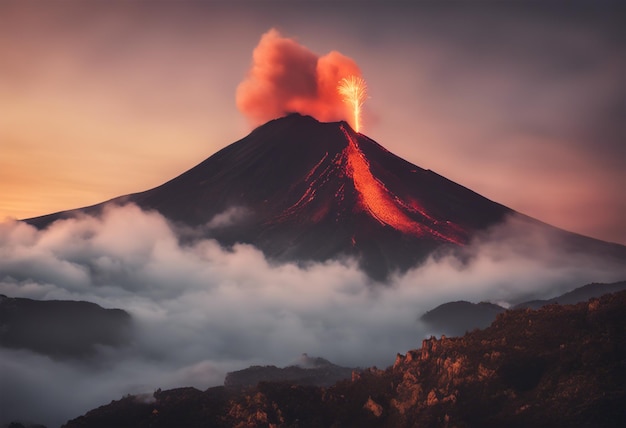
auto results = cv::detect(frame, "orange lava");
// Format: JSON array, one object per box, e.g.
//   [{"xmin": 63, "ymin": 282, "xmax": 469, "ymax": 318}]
[
  {"xmin": 276, "ymin": 125, "xmax": 465, "ymax": 245},
  {"xmin": 341, "ymin": 126, "xmax": 464, "ymax": 244}
]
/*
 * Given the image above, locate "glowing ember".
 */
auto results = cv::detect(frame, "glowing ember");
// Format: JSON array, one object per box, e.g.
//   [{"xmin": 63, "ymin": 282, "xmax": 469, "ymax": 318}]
[{"xmin": 337, "ymin": 76, "xmax": 367, "ymax": 132}]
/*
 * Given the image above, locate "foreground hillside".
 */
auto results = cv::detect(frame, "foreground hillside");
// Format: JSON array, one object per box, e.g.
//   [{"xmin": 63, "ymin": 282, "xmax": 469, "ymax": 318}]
[{"xmin": 63, "ymin": 291, "xmax": 625, "ymax": 428}]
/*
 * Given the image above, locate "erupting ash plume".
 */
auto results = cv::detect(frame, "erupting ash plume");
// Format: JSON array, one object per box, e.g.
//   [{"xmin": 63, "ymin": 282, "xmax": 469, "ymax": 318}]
[
  {"xmin": 236, "ymin": 28, "xmax": 362, "ymax": 126},
  {"xmin": 337, "ymin": 76, "xmax": 367, "ymax": 132}
]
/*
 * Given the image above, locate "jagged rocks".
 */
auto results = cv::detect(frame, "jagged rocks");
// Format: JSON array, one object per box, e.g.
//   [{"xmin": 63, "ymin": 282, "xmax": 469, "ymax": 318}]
[{"xmin": 363, "ymin": 396, "xmax": 383, "ymax": 417}]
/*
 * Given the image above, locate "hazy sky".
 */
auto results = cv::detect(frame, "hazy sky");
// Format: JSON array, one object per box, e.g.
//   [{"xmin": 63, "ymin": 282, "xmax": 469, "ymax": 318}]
[
  {"xmin": 2, "ymin": 3, "xmax": 625, "ymax": 423},
  {"xmin": 1, "ymin": 1, "xmax": 624, "ymax": 244}
]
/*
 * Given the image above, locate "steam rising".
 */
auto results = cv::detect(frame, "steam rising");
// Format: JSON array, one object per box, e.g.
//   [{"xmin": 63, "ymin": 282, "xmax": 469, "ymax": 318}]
[
  {"xmin": 236, "ymin": 28, "xmax": 362, "ymax": 126},
  {"xmin": 1, "ymin": 205, "xmax": 624, "ymax": 426}
]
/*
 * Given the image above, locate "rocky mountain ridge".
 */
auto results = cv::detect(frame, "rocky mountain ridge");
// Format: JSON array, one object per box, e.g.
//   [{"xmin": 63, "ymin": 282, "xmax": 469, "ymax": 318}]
[{"xmin": 62, "ymin": 290, "xmax": 626, "ymax": 427}]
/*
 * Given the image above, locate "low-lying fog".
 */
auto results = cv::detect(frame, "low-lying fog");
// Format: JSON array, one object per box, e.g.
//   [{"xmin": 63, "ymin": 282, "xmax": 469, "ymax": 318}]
[{"xmin": 1, "ymin": 204, "xmax": 624, "ymax": 427}]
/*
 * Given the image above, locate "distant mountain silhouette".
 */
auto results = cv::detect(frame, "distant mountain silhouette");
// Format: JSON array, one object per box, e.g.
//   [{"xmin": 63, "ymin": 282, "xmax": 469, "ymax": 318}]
[
  {"xmin": 420, "ymin": 301, "xmax": 506, "ymax": 337},
  {"xmin": 513, "ymin": 280, "xmax": 626, "ymax": 310},
  {"xmin": 420, "ymin": 281, "xmax": 626, "ymax": 337},
  {"xmin": 25, "ymin": 114, "xmax": 626, "ymax": 279},
  {"xmin": 224, "ymin": 354, "xmax": 355, "ymax": 390},
  {"xmin": 0, "ymin": 294, "xmax": 131, "ymax": 359}
]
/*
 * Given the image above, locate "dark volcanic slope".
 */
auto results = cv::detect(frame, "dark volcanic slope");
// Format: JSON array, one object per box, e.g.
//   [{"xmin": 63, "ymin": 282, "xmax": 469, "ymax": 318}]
[
  {"xmin": 25, "ymin": 114, "xmax": 625, "ymax": 278},
  {"xmin": 24, "ymin": 114, "xmax": 513, "ymax": 278},
  {"xmin": 62, "ymin": 291, "xmax": 626, "ymax": 428}
]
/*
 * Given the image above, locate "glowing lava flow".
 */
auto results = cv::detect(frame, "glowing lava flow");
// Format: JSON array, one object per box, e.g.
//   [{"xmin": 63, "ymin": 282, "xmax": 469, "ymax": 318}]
[
  {"xmin": 340, "ymin": 126, "xmax": 464, "ymax": 244},
  {"xmin": 337, "ymin": 76, "xmax": 367, "ymax": 132},
  {"xmin": 276, "ymin": 123, "xmax": 466, "ymax": 245}
]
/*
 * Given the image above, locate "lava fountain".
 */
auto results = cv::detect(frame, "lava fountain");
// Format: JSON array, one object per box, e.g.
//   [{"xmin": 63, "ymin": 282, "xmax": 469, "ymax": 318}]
[{"xmin": 337, "ymin": 76, "xmax": 367, "ymax": 132}]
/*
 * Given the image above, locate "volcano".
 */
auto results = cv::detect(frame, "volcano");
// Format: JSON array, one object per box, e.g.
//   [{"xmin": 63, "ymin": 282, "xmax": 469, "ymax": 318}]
[{"xmin": 26, "ymin": 114, "xmax": 626, "ymax": 279}]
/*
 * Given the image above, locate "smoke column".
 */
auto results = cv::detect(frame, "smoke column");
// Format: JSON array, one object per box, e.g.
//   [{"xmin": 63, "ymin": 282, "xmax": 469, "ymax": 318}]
[{"xmin": 236, "ymin": 28, "xmax": 362, "ymax": 126}]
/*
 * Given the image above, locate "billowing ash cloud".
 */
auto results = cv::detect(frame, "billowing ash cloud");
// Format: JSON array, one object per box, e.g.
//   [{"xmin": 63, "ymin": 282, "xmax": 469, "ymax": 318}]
[
  {"xmin": 1, "ymin": 204, "xmax": 625, "ymax": 426},
  {"xmin": 236, "ymin": 28, "xmax": 361, "ymax": 126}
]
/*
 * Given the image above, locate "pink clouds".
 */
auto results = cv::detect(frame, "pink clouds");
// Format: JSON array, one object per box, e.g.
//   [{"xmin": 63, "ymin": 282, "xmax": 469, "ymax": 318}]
[{"xmin": 236, "ymin": 29, "xmax": 362, "ymax": 127}]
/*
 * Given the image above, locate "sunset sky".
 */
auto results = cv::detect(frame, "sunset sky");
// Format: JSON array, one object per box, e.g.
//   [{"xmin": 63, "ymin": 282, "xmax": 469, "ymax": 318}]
[{"xmin": 1, "ymin": 1, "xmax": 624, "ymax": 244}]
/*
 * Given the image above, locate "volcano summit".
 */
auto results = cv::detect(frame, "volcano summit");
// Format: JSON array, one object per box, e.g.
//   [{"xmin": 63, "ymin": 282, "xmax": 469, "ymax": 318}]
[{"xmin": 26, "ymin": 114, "xmax": 625, "ymax": 279}]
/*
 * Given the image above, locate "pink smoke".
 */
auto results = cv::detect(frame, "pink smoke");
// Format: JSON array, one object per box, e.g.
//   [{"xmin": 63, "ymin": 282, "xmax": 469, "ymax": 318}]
[{"xmin": 236, "ymin": 29, "xmax": 362, "ymax": 126}]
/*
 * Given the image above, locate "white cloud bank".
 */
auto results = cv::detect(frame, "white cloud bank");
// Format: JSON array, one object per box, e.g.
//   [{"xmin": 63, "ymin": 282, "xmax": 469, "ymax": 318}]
[{"xmin": 1, "ymin": 204, "xmax": 624, "ymax": 426}]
